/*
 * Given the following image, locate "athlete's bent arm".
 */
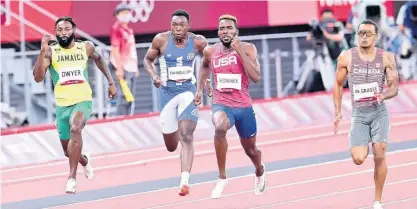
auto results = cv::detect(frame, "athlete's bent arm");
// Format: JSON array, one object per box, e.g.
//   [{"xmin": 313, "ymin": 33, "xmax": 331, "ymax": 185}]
[
  {"xmin": 194, "ymin": 35, "xmax": 208, "ymax": 55},
  {"xmin": 85, "ymin": 41, "xmax": 115, "ymax": 85},
  {"xmin": 197, "ymin": 46, "xmax": 213, "ymax": 93},
  {"xmin": 33, "ymin": 35, "xmax": 52, "ymax": 83},
  {"xmin": 333, "ymin": 51, "xmax": 349, "ymax": 115},
  {"xmin": 144, "ymin": 33, "xmax": 164, "ymax": 80},
  {"xmin": 33, "ymin": 48, "xmax": 51, "ymax": 83},
  {"xmin": 382, "ymin": 52, "xmax": 399, "ymax": 100},
  {"xmin": 195, "ymin": 46, "xmax": 213, "ymax": 105},
  {"xmin": 238, "ymin": 43, "xmax": 261, "ymax": 83}
]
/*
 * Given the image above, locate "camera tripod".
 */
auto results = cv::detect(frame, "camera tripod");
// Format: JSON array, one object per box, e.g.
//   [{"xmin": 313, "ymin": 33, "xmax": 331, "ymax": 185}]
[{"xmin": 295, "ymin": 41, "xmax": 336, "ymax": 94}]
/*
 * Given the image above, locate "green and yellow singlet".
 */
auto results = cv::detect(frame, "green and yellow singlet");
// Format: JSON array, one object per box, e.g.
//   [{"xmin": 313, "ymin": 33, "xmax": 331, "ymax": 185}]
[{"xmin": 49, "ymin": 41, "xmax": 93, "ymax": 107}]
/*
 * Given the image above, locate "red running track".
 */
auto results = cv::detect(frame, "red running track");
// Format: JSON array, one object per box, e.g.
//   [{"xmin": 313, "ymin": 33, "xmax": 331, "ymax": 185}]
[{"xmin": 2, "ymin": 114, "xmax": 417, "ymax": 208}]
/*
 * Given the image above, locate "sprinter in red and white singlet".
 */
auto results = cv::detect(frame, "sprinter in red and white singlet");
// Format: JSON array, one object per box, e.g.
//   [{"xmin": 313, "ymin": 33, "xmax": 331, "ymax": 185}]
[
  {"xmin": 194, "ymin": 14, "xmax": 266, "ymax": 199},
  {"xmin": 211, "ymin": 43, "xmax": 252, "ymax": 107}
]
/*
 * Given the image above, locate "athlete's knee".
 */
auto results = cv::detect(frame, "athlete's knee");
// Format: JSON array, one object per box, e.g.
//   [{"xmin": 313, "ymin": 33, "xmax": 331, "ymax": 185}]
[
  {"xmin": 213, "ymin": 119, "xmax": 228, "ymax": 138},
  {"xmin": 180, "ymin": 133, "xmax": 193, "ymax": 145},
  {"xmin": 373, "ymin": 143, "xmax": 387, "ymax": 164},
  {"xmin": 351, "ymin": 154, "xmax": 366, "ymax": 165},
  {"xmin": 63, "ymin": 150, "xmax": 69, "ymax": 158},
  {"xmin": 70, "ymin": 112, "xmax": 86, "ymax": 136},
  {"xmin": 70, "ymin": 124, "xmax": 83, "ymax": 136},
  {"xmin": 214, "ymin": 125, "xmax": 228, "ymax": 138},
  {"xmin": 243, "ymin": 146, "xmax": 258, "ymax": 158}
]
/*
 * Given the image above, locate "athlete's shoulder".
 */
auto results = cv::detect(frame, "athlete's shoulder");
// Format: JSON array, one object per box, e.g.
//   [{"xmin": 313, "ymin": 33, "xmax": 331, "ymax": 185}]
[
  {"xmin": 149, "ymin": 32, "xmax": 169, "ymax": 49},
  {"xmin": 203, "ymin": 43, "xmax": 216, "ymax": 57},
  {"xmin": 192, "ymin": 33, "xmax": 208, "ymax": 51},
  {"xmin": 155, "ymin": 31, "xmax": 170, "ymax": 40},
  {"xmin": 339, "ymin": 48, "xmax": 352, "ymax": 58},
  {"xmin": 337, "ymin": 49, "xmax": 351, "ymax": 66},
  {"xmin": 241, "ymin": 42, "xmax": 257, "ymax": 50},
  {"xmin": 382, "ymin": 49, "xmax": 395, "ymax": 65}
]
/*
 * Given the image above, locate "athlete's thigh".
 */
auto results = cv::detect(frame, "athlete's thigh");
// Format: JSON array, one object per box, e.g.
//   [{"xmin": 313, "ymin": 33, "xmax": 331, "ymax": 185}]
[
  {"xmin": 71, "ymin": 101, "xmax": 92, "ymax": 126},
  {"xmin": 211, "ymin": 104, "xmax": 235, "ymax": 130},
  {"xmin": 370, "ymin": 105, "xmax": 390, "ymax": 145},
  {"xmin": 349, "ymin": 107, "xmax": 372, "ymax": 147},
  {"xmin": 55, "ymin": 105, "xmax": 73, "ymax": 140},
  {"xmin": 159, "ymin": 88, "xmax": 179, "ymax": 134},
  {"xmin": 177, "ymin": 89, "xmax": 199, "ymax": 124},
  {"xmin": 234, "ymin": 106, "xmax": 257, "ymax": 140},
  {"xmin": 349, "ymin": 114, "xmax": 371, "ymax": 160}
]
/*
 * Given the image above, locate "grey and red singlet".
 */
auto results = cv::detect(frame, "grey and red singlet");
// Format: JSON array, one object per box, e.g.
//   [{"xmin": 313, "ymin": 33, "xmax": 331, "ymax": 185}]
[{"xmin": 347, "ymin": 47, "xmax": 390, "ymax": 148}]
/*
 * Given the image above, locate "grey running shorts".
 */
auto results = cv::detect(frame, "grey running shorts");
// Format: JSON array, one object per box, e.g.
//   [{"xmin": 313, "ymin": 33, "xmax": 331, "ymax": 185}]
[{"xmin": 348, "ymin": 103, "xmax": 390, "ymax": 148}]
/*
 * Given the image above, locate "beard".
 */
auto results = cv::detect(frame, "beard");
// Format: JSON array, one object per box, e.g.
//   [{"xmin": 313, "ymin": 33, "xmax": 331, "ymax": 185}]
[
  {"xmin": 221, "ymin": 40, "xmax": 231, "ymax": 48},
  {"xmin": 56, "ymin": 33, "xmax": 75, "ymax": 48}
]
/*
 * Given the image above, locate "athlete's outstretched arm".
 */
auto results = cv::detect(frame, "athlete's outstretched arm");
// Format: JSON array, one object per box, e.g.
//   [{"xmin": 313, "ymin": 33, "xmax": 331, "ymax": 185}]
[
  {"xmin": 85, "ymin": 41, "xmax": 117, "ymax": 99},
  {"xmin": 85, "ymin": 41, "xmax": 115, "ymax": 85},
  {"xmin": 234, "ymin": 41, "xmax": 261, "ymax": 83},
  {"xmin": 33, "ymin": 34, "xmax": 52, "ymax": 83},
  {"xmin": 381, "ymin": 52, "xmax": 399, "ymax": 100},
  {"xmin": 333, "ymin": 50, "xmax": 349, "ymax": 115},
  {"xmin": 144, "ymin": 33, "xmax": 164, "ymax": 80}
]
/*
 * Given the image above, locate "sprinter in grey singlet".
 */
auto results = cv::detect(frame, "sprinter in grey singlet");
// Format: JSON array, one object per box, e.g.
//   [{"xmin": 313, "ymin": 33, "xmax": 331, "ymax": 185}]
[{"xmin": 333, "ymin": 19, "xmax": 399, "ymax": 209}]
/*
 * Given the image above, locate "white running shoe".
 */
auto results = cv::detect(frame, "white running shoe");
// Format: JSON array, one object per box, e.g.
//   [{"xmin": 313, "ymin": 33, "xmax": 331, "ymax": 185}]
[
  {"xmin": 82, "ymin": 153, "xmax": 94, "ymax": 179},
  {"xmin": 211, "ymin": 178, "xmax": 228, "ymax": 199},
  {"xmin": 373, "ymin": 201, "xmax": 384, "ymax": 209},
  {"xmin": 178, "ymin": 172, "xmax": 190, "ymax": 196},
  {"xmin": 254, "ymin": 163, "xmax": 266, "ymax": 195},
  {"xmin": 65, "ymin": 177, "xmax": 76, "ymax": 194}
]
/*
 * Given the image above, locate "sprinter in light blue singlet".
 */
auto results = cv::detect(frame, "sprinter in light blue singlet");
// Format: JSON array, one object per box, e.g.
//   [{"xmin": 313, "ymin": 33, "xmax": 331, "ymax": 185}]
[{"xmin": 143, "ymin": 9, "xmax": 210, "ymax": 197}]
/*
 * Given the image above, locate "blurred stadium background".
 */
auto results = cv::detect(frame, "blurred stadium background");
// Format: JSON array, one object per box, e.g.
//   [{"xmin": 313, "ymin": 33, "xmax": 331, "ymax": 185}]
[{"xmin": 0, "ymin": 0, "xmax": 416, "ymax": 129}]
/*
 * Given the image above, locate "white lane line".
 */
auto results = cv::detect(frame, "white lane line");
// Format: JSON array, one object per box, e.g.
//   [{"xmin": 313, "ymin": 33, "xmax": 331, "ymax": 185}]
[
  {"xmin": 248, "ymin": 178, "xmax": 417, "ymax": 209},
  {"xmin": 146, "ymin": 162, "xmax": 417, "ymax": 209},
  {"xmin": 1, "ymin": 120, "xmax": 355, "ymax": 173},
  {"xmin": 3, "ymin": 113, "xmax": 416, "ymax": 173},
  {"xmin": 42, "ymin": 148, "xmax": 417, "ymax": 209},
  {"xmin": 2, "ymin": 120, "xmax": 417, "ymax": 185},
  {"xmin": 357, "ymin": 196, "xmax": 417, "ymax": 209}
]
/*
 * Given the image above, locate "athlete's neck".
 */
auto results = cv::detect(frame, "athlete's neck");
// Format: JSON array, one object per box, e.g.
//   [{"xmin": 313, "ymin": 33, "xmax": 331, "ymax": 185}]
[
  {"xmin": 359, "ymin": 46, "xmax": 376, "ymax": 57},
  {"xmin": 62, "ymin": 41, "xmax": 76, "ymax": 49},
  {"xmin": 221, "ymin": 44, "xmax": 233, "ymax": 52}
]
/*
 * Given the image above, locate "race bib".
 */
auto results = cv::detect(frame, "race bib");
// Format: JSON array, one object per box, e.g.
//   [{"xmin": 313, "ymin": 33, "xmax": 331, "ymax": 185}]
[
  {"xmin": 352, "ymin": 82, "xmax": 379, "ymax": 101},
  {"xmin": 59, "ymin": 67, "xmax": 85, "ymax": 85},
  {"xmin": 216, "ymin": 73, "xmax": 242, "ymax": 91},
  {"xmin": 168, "ymin": 66, "xmax": 194, "ymax": 81}
]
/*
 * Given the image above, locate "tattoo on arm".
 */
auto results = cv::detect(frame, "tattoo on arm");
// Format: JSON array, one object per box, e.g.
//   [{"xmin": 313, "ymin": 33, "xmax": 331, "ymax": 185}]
[{"xmin": 383, "ymin": 53, "xmax": 399, "ymax": 99}]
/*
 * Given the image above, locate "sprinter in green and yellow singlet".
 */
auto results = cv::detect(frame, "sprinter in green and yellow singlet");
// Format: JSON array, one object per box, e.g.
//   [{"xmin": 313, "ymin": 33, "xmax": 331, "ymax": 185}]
[{"xmin": 33, "ymin": 16, "xmax": 117, "ymax": 194}]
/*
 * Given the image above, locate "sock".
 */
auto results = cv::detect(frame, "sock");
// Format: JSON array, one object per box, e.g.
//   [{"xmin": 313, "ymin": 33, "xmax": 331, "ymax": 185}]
[{"xmin": 180, "ymin": 172, "xmax": 190, "ymax": 185}]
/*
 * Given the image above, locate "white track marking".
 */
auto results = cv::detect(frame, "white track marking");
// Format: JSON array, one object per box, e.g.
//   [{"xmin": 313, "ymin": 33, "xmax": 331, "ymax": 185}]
[
  {"xmin": 356, "ymin": 196, "xmax": 417, "ymax": 209},
  {"xmin": 3, "ymin": 114, "xmax": 416, "ymax": 173},
  {"xmin": 145, "ymin": 162, "xmax": 417, "ymax": 209},
  {"xmin": 1, "ymin": 119, "xmax": 353, "ymax": 172},
  {"xmin": 247, "ymin": 178, "xmax": 417, "ymax": 209},
  {"xmin": 42, "ymin": 149, "xmax": 417, "ymax": 209},
  {"xmin": 2, "ymin": 120, "xmax": 417, "ymax": 184}
]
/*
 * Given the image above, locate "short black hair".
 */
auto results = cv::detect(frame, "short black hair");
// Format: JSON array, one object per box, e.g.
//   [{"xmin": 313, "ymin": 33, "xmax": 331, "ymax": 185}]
[
  {"xmin": 55, "ymin": 16, "xmax": 76, "ymax": 28},
  {"xmin": 172, "ymin": 9, "xmax": 189, "ymax": 21},
  {"xmin": 358, "ymin": 19, "xmax": 379, "ymax": 34}
]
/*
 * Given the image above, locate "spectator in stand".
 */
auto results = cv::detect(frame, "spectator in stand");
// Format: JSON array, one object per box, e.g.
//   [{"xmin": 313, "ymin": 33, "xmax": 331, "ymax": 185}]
[{"xmin": 109, "ymin": 2, "xmax": 140, "ymax": 116}]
